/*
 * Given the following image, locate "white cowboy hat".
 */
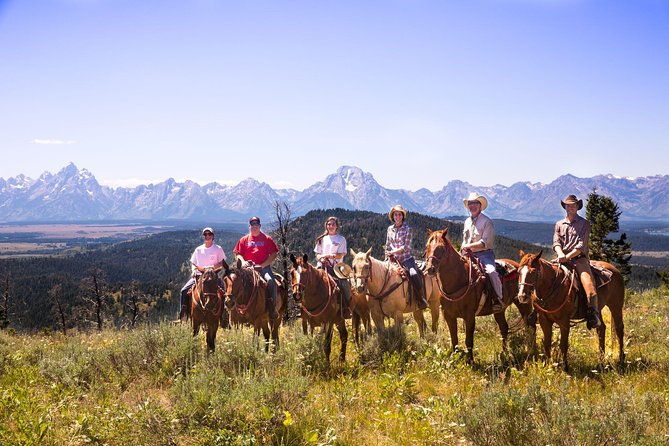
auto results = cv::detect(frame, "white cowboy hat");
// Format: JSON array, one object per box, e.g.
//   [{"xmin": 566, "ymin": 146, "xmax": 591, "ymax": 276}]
[
  {"xmin": 333, "ymin": 262, "xmax": 353, "ymax": 279},
  {"xmin": 463, "ymin": 192, "xmax": 488, "ymax": 211},
  {"xmin": 388, "ymin": 204, "xmax": 408, "ymax": 222}
]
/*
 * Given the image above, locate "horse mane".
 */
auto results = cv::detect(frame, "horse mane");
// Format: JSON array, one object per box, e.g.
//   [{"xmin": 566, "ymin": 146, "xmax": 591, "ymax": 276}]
[
  {"xmin": 518, "ymin": 251, "xmax": 544, "ymax": 268},
  {"xmin": 426, "ymin": 229, "xmax": 454, "ymax": 249}
]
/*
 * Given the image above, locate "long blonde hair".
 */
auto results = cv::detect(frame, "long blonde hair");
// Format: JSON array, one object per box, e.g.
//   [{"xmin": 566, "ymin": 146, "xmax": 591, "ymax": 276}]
[{"xmin": 315, "ymin": 216, "xmax": 341, "ymax": 245}]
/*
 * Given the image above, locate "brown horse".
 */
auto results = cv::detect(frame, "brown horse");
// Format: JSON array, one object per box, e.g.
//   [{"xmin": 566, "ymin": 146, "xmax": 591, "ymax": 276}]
[
  {"xmin": 517, "ymin": 250, "xmax": 625, "ymax": 371},
  {"xmin": 424, "ymin": 229, "xmax": 533, "ymax": 362},
  {"xmin": 191, "ymin": 267, "xmax": 224, "ymax": 353},
  {"xmin": 223, "ymin": 259, "xmax": 285, "ymax": 352},
  {"xmin": 349, "ymin": 248, "xmax": 441, "ymax": 337},
  {"xmin": 290, "ymin": 253, "xmax": 348, "ymax": 362}
]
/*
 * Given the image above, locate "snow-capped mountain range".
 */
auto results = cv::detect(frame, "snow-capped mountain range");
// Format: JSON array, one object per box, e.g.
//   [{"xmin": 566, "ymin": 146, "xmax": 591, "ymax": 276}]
[{"xmin": 1, "ymin": 163, "xmax": 667, "ymax": 222}]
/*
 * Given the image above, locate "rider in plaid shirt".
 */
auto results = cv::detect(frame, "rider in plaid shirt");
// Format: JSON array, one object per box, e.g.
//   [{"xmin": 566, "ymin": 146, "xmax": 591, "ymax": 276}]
[{"xmin": 385, "ymin": 205, "xmax": 428, "ymax": 310}]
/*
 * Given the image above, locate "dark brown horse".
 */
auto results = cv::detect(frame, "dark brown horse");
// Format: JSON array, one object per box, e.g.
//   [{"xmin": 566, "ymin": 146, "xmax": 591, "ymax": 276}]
[
  {"xmin": 290, "ymin": 253, "xmax": 348, "ymax": 362},
  {"xmin": 424, "ymin": 229, "xmax": 533, "ymax": 362},
  {"xmin": 517, "ymin": 250, "xmax": 625, "ymax": 371},
  {"xmin": 223, "ymin": 259, "xmax": 285, "ymax": 352},
  {"xmin": 191, "ymin": 267, "xmax": 224, "ymax": 353}
]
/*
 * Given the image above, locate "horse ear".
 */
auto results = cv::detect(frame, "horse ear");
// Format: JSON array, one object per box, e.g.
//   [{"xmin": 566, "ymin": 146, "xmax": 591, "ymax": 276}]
[
  {"xmin": 427, "ymin": 228, "xmax": 433, "ymax": 235},
  {"xmin": 443, "ymin": 227, "xmax": 449, "ymax": 234},
  {"xmin": 290, "ymin": 253, "xmax": 298, "ymax": 267},
  {"xmin": 519, "ymin": 250, "xmax": 526, "ymax": 259},
  {"xmin": 538, "ymin": 249, "xmax": 543, "ymax": 259},
  {"xmin": 441, "ymin": 231, "xmax": 448, "ymax": 243},
  {"xmin": 365, "ymin": 247, "xmax": 372, "ymax": 258},
  {"xmin": 350, "ymin": 248, "xmax": 357, "ymax": 257},
  {"xmin": 236, "ymin": 258, "xmax": 242, "ymax": 269},
  {"xmin": 302, "ymin": 253, "xmax": 309, "ymax": 263}
]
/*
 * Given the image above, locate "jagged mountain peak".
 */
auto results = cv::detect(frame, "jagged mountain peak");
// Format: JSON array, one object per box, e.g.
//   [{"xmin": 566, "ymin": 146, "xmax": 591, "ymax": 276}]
[{"xmin": 0, "ymin": 164, "xmax": 668, "ymax": 222}]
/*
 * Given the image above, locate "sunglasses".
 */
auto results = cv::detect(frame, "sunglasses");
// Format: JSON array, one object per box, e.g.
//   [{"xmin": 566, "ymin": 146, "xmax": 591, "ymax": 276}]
[
  {"xmin": 467, "ymin": 201, "xmax": 481, "ymax": 206},
  {"xmin": 203, "ymin": 233, "xmax": 214, "ymax": 237}
]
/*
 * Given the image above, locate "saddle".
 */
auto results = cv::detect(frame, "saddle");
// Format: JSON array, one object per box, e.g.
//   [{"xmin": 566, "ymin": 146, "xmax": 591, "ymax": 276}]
[
  {"xmin": 559, "ymin": 262, "xmax": 613, "ymax": 319},
  {"xmin": 468, "ymin": 257, "xmax": 516, "ymax": 315},
  {"xmin": 388, "ymin": 256, "xmax": 420, "ymax": 307}
]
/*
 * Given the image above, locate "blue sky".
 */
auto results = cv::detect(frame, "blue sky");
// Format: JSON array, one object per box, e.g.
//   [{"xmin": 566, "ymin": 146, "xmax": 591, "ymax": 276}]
[{"xmin": 1, "ymin": 0, "xmax": 667, "ymax": 191}]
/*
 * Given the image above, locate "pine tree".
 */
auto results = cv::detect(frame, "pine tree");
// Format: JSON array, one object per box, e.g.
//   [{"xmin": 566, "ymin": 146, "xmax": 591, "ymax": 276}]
[{"xmin": 585, "ymin": 190, "xmax": 632, "ymax": 283}]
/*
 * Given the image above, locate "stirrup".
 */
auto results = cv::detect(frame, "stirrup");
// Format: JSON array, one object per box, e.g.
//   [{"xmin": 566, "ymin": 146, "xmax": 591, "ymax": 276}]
[{"xmin": 586, "ymin": 309, "xmax": 602, "ymax": 330}]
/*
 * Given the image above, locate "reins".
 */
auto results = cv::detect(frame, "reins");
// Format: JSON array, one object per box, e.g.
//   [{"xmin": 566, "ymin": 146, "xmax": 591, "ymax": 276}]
[
  {"xmin": 528, "ymin": 260, "xmax": 575, "ymax": 314},
  {"xmin": 193, "ymin": 273, "xmax": 223, "ymax": 318},
  {"xmin": 230, "ymin": 267, "xmax": 261, "ymax": 316},
  {"xmin": 428, "ymin": 249, "xmax": 483, "ymax": 302},
  {"xmin": 300, "ymin": 268, "xmax": 338, "ymax": 318}
]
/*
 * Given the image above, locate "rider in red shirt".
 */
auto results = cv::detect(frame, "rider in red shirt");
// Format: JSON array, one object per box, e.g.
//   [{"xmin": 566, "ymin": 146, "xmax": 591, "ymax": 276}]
[{"xmin": 233, "ymin": 216, "xmax": 279, "ymax": 322}]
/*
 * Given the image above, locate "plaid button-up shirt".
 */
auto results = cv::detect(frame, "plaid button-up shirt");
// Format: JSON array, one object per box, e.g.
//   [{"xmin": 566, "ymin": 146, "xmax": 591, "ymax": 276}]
[{"xmin": 386, "ymin": 222, "xmax": 413, "ymax": 263}]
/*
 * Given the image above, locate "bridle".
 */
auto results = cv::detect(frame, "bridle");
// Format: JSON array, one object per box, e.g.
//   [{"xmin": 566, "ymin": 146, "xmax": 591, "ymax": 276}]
[
  {"xmin": 519, "ymin": 259, "xmax": 575, "ymax": 314},
  {"xmin": 194, "ymin": 269, "xmax": 223, "ymax": 317},
  {"xmin": 426, "ymin": 242, "xmax": 483, "ymax": 302},
  {"xmin": 225, "ymin": 267, "xmax": 261, "ymax": 316}
]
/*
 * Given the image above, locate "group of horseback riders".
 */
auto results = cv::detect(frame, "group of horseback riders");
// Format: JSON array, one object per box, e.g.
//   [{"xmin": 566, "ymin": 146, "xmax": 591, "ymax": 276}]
[{"xmin": 177, "ymin": 192, "xmax": 602, "ymax": 331}]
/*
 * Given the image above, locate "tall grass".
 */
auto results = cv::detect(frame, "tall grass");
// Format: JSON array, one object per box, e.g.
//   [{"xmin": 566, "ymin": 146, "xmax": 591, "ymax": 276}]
[{"xmin": 1, "ymin": 287, "xmax": 668, "ymax": 445}]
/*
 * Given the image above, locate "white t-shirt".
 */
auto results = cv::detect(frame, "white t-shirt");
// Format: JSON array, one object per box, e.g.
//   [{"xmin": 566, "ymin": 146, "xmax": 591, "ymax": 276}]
[
  {"xmin": 314, "ymin": 234, "xmax": 347, "ymax": 264},
  {"xmin": 190, "ymin": 243, "xmax": 227, "ymax": 274}
]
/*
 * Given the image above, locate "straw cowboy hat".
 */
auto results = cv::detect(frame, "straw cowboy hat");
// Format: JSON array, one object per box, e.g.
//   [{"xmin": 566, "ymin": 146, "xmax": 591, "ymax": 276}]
[
  {"xmin": 561, "ymin": 194, "xmax": 583, "ymax": 210},
  {"xmin": 463, "ymin": 192, "xmax": 488, "ymax": 211},
  {"xmin": 333, "ymin": 262, "xmax": 353, "ymax": 279},
  {"xmin": 388, "ymin": 204, "xmax": 408, "ymax": 221}
]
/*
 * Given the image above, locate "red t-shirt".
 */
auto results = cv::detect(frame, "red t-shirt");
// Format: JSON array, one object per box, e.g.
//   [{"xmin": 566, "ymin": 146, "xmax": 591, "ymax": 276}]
[{"xmin": 233, "ymin": 232, "xmax": 279, "ymax": 265}]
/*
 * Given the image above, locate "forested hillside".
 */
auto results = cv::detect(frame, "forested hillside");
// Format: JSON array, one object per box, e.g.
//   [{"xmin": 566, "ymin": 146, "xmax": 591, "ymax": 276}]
[{"xmin": 0, "ymin": 230, "xmax": 243, "ymax": 331}]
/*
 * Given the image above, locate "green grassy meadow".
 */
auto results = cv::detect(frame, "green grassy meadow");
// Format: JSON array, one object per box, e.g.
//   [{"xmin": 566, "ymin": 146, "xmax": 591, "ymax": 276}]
[{"xmin": 2, "ymin": 287, "xmax": 669, "ymax": 445}]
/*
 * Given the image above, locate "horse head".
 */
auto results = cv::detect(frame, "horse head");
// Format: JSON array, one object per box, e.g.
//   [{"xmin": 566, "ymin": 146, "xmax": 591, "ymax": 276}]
[
  {"xmin": 196, "ymin": 267, "xmax": 222, "ymax": 312},
  {"xmin": 517, "ymin": 249, "xmax": 543, "ymax": 304},
  {"xmin": 289, "ymin": 253, "xmax": 311, "ymax": 301},
  {"xmin": 350, "ymin": 247, "xmax": 373, "ymax": 293},
  {"xmin": 424, "ymin": 228, "xmax": 451, "ymax": 275}
]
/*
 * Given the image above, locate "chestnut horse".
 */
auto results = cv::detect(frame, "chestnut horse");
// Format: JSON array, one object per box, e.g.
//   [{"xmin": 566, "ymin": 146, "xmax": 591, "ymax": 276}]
[
  {"xmin": 290, "ymin": 253, "xmax": 348, "ymax": 362},
  {"xmin": 517, "ymin": 250, "xmax": 625, "ymax": 371},
  {"xmin": 223, "ymin": 259, "xmax": 285, "ymax": 352},
  {"xmin": 424, "ymin": 229, "xmax": 533, "ymax": 362},
  {"xmin": 349, "ymin": 248, "xmax": 441, "ymax": 337},
  {"xmin": 191, "ymin": 267, "xmax": 224, "ymax": 353}
]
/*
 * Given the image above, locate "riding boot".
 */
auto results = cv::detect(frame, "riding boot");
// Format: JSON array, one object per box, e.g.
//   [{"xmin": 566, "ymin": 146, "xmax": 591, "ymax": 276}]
[
  {"xmin": 586, "ymin": 294, "xmax": 602, "ymax": 329},
  {"xmin": 340, "ymin": 280, "xmax": 352, "ymax": 318},
  {"xmin": 489, "ymin": 271, "xmax": 504, "ymax": 313},
  {"xmin": 410, "ymin": 273, "xmax": 428, "ymax": 310},
  {"xmin": 174, "ymin": 304, "xmax": 188, "ymax": 323},
  {"xmin": 266, "ymin": 295, "xmax": 278, "ymax": 323}
]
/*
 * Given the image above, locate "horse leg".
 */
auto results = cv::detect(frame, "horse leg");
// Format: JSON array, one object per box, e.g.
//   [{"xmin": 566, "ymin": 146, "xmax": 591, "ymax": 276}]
[
  {"xmin": 369, "ymin": 299, "xmax": 385, "ymax": 333},
  {"xmin": 262, "ymin": 322, "xmax": 271, "ymax": 353},
  {"xmin": 559, "ymin": 322, "xmax": 571, "ymax": 372},
  {"xmin": 192, "ymin": 320, "xmax": 201, "ymax": 337},
  {"xmin": 337, "ymin": 320, "xmax": 348, "ymax": 362},
  {"xmin": 323, "ymin": 323, "xmax": 333, "ymax": 363},
  {"xmin": 302, "ymin": 313, "xmax": 309, "ymax": 335},
  {"xmin": 539, "ymin": 316, "xmax": 553, "ymax": 365},
  {"xmin": 493, "ymin": 312, "xmax": 510, "ymax": 352},
  {"xmin": 413, "ymin": 310, "xmax": 427, "ymax": 338},
  {"xmin": 444, "ymin": 313, "xmax": 459, "ymax": 352},
  {"xmin": 464, "ymin": 316, "xmax": 476, "ymax": 364},
  {"xmin": 609, "ymin": 304, "xmax": 625, "ymax": 366},
  {"xmin": 352, "ymin": 312, "xmax": 361, "ymax": 346},
  {"xmin": 429, "ymin": 301, "xmax": 439, "ymax": 334},
  {"xmin": 206, "ymin": 324, "xmax": 216, "ymax": 353}
]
